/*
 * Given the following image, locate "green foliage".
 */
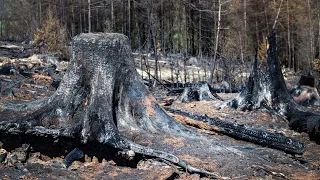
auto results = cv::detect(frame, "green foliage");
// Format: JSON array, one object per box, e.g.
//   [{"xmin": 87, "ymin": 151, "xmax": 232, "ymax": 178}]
[
  {"xmin": 33, "ymin": 10, "xmax": 67, "ymax": 54},
  {"xmin": 313, "ymin": 59, "xmax": 320, "ymax": 72}
]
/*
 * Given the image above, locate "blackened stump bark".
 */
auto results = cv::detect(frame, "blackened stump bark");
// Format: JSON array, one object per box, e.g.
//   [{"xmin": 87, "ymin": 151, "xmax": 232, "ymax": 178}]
[
  {"xmin": 230, "ymin": 31, "xmax": 320, "ymax": 142},
  {"xmin": 0, "ymin": 33, "xmax": 220, "ymax": 176},
  {"xmin": 179, "ymin": 83, "xmax": 217, "ymax": 102}
]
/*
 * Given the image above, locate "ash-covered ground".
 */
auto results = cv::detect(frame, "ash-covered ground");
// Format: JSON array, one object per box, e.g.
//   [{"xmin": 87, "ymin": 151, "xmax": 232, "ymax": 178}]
[{"xmin": 0, "ymin": 41, "xmax": 319, "ymax": 179}]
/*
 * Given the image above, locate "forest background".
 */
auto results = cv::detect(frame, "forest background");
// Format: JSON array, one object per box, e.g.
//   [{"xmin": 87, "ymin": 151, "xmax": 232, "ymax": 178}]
[{"xmin": 1, "ymin": 0, "xmax": 320, "ymax": 86}]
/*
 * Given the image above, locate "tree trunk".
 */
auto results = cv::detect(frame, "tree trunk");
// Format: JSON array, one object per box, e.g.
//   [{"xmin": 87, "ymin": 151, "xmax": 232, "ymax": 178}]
[
  {"xmin": 229, "ymin": 31, "xmax": 320, "ymax": 143},
  {"xmin": 160, "ymin": 0, "xmax": 165, "ymax": 56},
  {"xmin": 111, "ymin": 0, "xmax": 114, "ymax": 32},
  {"xmin": 71, "ymin": 1, "xmax": 75, "ymax": 37},
  {"xmin": 209, "ymin": 0, "xmax": 221, "ymax": 85},
  {"xmin": 170, "ymin": 6, "xmax": 174, "ymax": 53},
  {"xmin": 244, "ymin": 0, "xmax": 247, "ymax": 63},
  {"xmin": 287, "ymin": 0, "xmax": 291, "ymax": 69},
  {"xmin": 191, "ymin": 7, "xmax": 195, "ymax": 55},
  {"xmin": 0, "ymin": 14, "xmax": 2, "ymax": 38},
  {"xmin": 292, "ymin": 34, "xmax": 296, "ymax": 71},
  {"xmin": 96, "ymin": 8, "xmax": 99, "ymax": 31},
  {"xmin": 198, "ymin": 2, "xmax": 202, "ymax": 59},
  {"xmin": 318, "ymin": 9, "xmax": 320, "ymax": 63},
  {"xmin": 0, "ymin": 33, "xmax": 219, "ymax": 176},
  {"xmin": 307, "ymin": 0, "xmax": 314, "ymax": 71},
  {"xmin": 147, "ymin": 0, "xmax": 159, "ymax": 87},
  {"xmin": 39, "ymin": 0, "xmax": 42, "ymax": 25},
  {"xmin": 135, "ymin": 2, "xmax": 143, "ymax": 79},
  {"xmin": 272, "ymin": 0, "xmax": 284, "ymax": 30},
  {"xmin": 127, "ymin": 0, "xmax": 131, "ymax": 41},
  {"xmin": 88, "ymin": 0, "xmax": 91, "ymax": 33},
  {"xmin": 262, "ymin": 0, "xmax": 269, "ymax": 34}
]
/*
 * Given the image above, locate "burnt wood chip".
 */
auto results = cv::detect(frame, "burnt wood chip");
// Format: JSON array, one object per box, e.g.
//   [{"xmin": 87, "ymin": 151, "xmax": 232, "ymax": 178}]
[{"xmin": 62, "ymin": 148, "xmax": 84, "ymax": 168}]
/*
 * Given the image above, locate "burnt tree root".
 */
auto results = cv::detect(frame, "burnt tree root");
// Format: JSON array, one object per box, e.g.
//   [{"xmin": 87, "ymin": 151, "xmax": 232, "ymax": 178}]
[
  {"xmin": 228, "ymin": 31, "xmax": 320, "ymax": 143},
  {"xmin": 165, "ymin": 108, "xmax": 306, "ymax": 154},
  {"xmin": 0, "ymin": 33, "xmax": 221, "ymax": 177}
]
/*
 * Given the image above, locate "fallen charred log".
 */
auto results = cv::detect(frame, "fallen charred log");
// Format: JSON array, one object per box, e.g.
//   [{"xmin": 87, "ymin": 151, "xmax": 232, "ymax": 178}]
[
  {"xmin": 0, "ymin": 33, "xmax": 221, "ymax": 177},
  {"xmin": 164, "ymin": 108, "xmax": 306, "ymax": 154},
  {"xmin": 227, "ymin": 31, "xmax": 320, "ymax": 143}
]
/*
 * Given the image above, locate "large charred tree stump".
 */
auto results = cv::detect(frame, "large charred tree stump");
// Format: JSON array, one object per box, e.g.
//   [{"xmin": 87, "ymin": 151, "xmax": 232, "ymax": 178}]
[
  {"xmin": 230, "ymin": 31, "xmax": 320, "ymax": 142},
  {"xmin": 0, "ymin": 33, "xmax": 223, "ymax": 176}
]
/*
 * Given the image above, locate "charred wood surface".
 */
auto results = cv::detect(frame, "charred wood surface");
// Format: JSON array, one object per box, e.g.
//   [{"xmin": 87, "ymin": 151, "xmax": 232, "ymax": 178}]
[
  {"xmin": 167, "ymin": 84, "xmax": 239, "ymax": 96},
  {"xmin": 165, "ymin": 107, "xmax": 306, "ymax": 154},
  {"xmin": 167, "ymin": 83, "xmax": 224, "ymax": 102},
  {"xmin": 0, "ymin": 33, "xmax": 223, "ymax": 177},
  {"xmin": 229, "ymin": 31, "xmax": 320, "ymax": 142},
  {"xmin": 178, "ymin": 83, "xmax": 217, "ymax": 102},
  {"xmin": 62, "ymin": 148, "xmax": 84, "ymax": 168}
]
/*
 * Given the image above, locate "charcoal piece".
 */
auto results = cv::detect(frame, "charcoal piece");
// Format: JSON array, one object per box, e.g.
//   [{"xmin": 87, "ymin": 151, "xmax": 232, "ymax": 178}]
[{"xmin": 63, "ymin": 148, "xmax": 84, "ymax": 168}]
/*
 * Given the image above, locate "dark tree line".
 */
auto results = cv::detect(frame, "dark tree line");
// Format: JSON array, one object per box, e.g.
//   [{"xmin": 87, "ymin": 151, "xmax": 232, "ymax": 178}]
[{"xmin": 2, "ymin": 0, "xmax": 320, "ymax": 76}]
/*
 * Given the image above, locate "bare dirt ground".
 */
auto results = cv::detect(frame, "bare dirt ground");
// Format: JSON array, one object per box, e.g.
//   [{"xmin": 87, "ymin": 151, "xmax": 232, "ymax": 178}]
[{"xmin": 0, "ymin": 41, "xmax": 319, "ymax": 179}]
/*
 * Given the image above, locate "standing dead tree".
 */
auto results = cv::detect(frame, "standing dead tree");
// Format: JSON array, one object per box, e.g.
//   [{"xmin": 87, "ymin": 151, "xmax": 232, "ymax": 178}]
[{"xmin": 229, "ymin": 31, "xmax": 320, "ymax": 143}]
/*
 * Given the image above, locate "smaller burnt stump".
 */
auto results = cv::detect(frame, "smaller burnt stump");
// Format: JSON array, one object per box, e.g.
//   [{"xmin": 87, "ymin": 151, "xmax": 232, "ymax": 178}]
[
  {"xmin": 179, "ymin": 83, "xmax": 217, "ymax": 102},
  {"xmin": 228, "ymin": 31, "xmax": 320, "ymax": 142}
]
